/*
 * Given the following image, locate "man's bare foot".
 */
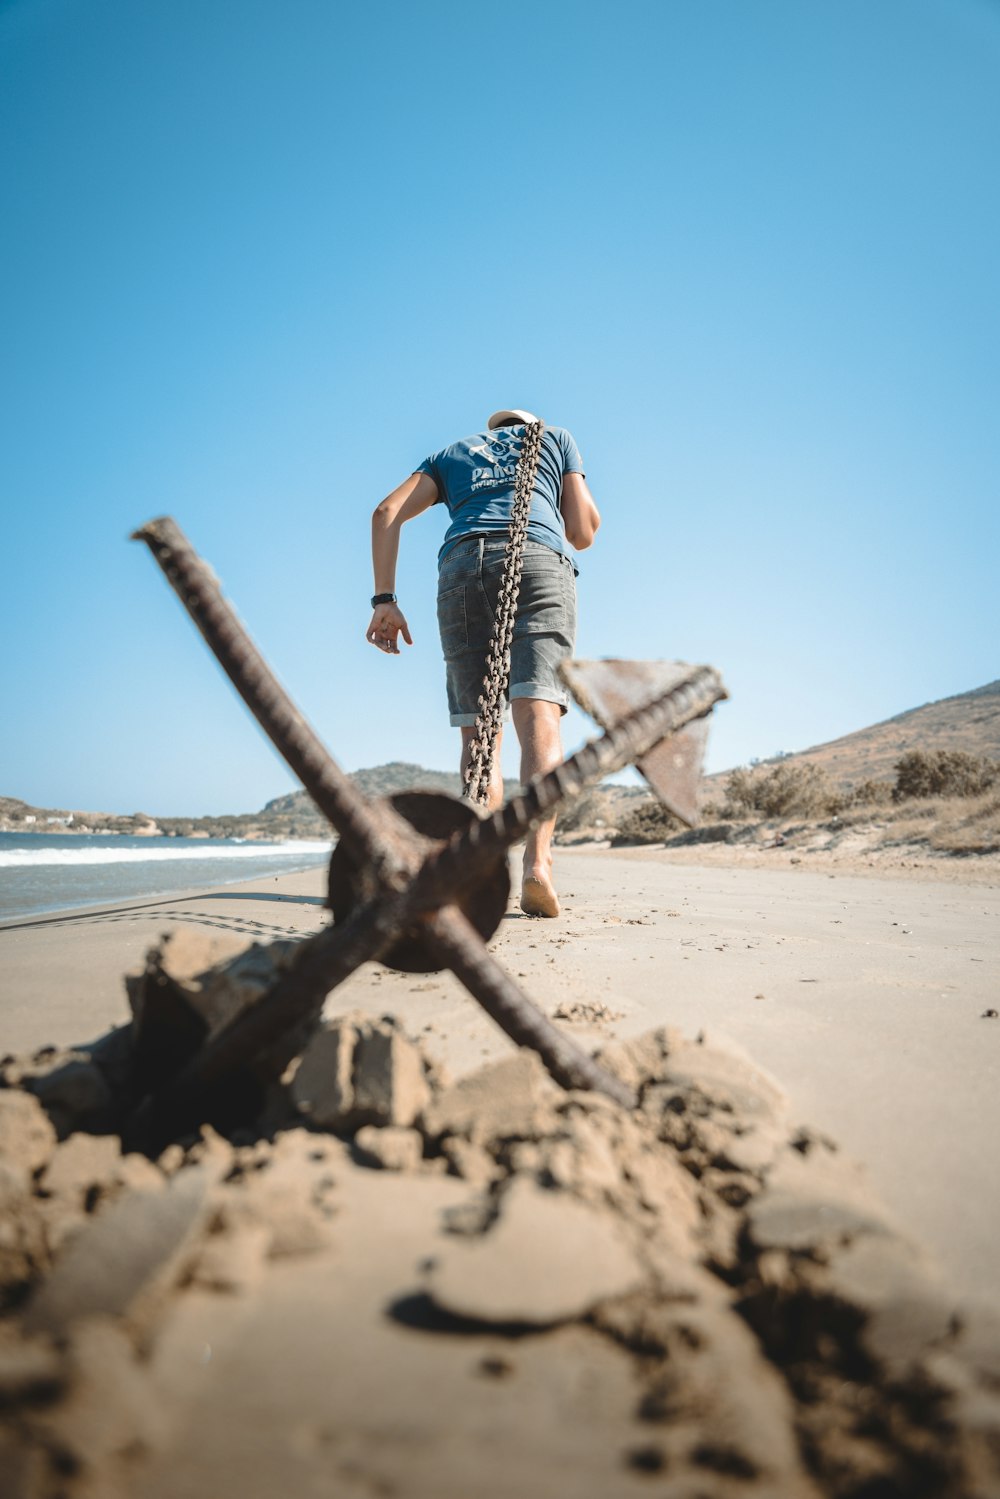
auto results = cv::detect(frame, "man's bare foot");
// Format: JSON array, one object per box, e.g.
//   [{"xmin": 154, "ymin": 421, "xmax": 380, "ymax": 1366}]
[{"xmin": 520, "ymin": 872, "xmax": 560, "ymax": 918}]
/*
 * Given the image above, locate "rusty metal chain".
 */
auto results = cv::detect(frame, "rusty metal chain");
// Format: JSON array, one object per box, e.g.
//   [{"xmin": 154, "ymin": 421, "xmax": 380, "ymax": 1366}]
[{"xmin": 463, "ymin": 419, "xmax": 546, "ymax": 806}]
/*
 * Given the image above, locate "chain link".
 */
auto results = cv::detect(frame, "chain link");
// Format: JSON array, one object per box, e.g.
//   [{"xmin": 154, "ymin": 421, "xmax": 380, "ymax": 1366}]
[{"xmin": 462, "ymin": 419, "xmax": 546, "ymax": 806}]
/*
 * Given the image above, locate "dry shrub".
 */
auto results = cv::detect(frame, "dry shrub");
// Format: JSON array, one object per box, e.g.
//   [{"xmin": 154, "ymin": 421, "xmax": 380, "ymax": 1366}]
[
  {"xmin": 893, "ymin": 750, "xmax": 999, "ymax": 802},
  {"xmin": 722, "ymin": 762, "xmax": 841, "ymax": 819},
  {"xmin": 556, "ymin": 788, "xmax": 616, "ymax": 835},
  {"xmin": 700, "ymin": 799, "xmax": 728, "ymax": 820},
  {"xmin": 846, "ymin": 778, "xmax": 894, "ymax": 808},
  {"xmin": 611, "ymin": 802, "xmax": 683, "ymax": 845}
]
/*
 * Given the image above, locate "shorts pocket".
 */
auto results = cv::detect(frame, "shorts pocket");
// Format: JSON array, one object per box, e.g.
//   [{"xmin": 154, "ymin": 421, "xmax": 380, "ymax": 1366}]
[
  {"xmin": 437, "ymin": 583, "xmax": 468, "ymax": 656},
  {"xmin": 510, "ymin": 556, "xmax": 575, "ymax": 638}
]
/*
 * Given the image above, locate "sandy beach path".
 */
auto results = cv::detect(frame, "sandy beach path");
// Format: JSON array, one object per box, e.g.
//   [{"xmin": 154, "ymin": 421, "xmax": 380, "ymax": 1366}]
[{"xmin": 1, "ymin": 852, "xmax": 997, "ymax": 1306}]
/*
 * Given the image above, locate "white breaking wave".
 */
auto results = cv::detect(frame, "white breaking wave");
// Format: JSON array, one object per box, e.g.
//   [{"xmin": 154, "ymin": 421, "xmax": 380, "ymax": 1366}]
[{"xmin": 0, "ymin": 841, "xmax": 331, "ymax": 869}]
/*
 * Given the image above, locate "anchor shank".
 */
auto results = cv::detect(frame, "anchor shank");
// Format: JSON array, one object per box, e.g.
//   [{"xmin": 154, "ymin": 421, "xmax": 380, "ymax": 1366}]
[
  {"xmin": 424, "ymin": 905, "xmax": 634, "ymax": 1108},
  {"xmin": 132, "ymin": 516, "xmax": 412, "ymax": 883}
]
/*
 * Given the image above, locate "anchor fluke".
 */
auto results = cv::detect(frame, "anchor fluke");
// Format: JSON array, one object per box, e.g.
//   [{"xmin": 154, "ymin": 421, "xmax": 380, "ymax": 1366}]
[{"xmin": 560, "ymin": 659, "xmax": 725, "ymax": 827}]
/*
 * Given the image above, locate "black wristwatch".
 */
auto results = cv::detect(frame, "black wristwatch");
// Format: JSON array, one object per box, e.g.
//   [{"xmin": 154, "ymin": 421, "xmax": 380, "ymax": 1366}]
[{"xmin": 371, "ymin": 592, "xmax": 397, "ymax": 608}]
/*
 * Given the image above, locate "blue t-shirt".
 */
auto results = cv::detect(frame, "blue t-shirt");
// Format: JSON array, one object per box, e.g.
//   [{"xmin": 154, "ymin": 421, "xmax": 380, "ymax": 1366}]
[{"xmin": 416, "ymin": 425, "xmax": 585, "ymax": 566}]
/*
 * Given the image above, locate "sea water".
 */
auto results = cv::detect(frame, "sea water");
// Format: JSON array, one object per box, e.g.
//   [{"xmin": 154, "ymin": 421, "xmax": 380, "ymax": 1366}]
[{"xmin": 0, "ymin": 832, "xmax": 332, "ymax": 921}]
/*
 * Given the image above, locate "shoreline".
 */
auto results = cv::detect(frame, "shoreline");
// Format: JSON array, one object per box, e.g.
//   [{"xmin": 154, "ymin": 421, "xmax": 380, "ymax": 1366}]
[
  {"xmin": 0, "ymin": 825, "xmax": 328, "ymax": 840},
  {"xmin": 0, "ymin": 835, "xmax": 331, "ymax": 925},
  {"xmin": 0, "ymin": 870, "xmax": 330, "ymax": 931}
]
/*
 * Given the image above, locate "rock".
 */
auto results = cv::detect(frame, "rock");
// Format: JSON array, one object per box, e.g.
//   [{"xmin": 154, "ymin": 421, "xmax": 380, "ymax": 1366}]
[
  {"xmin": 27, "ymin": 1058, "xmax": 113, "ymax": 1135},
  {"xmin": 239, "ymin": 1187, "xmax": 332, "ymax": 1259},
  {"xmin": 157, "ymin": 1143, "xmax": 185, "ymax": 1176},
  {"xmin": 126, "ymin": 928, "xmax": 302, "ymax": 1090},
  {"xmin": 636, "ymin": 1297, "xmax": 822, "ymax": 1493},
  {"xmin": 292, "ymin": 1016, "xmax": 432, "ymax": 1132},
  {"xmin": 427, "ymin": 1177, "xmax": 643, "ymax": 1326},
  {"xmin": 115, "ymin": 1154, "xmax": 166, "ymax": 1195},
  {"xmin": 423, "ymin": 1051, "xmax": 558, "ymax": 1146},
  {"xmin": 24, "ymin": 1167, "xmax": 212, "ymax": 1337},
  {"xmin": 191, "ymin": 1223, "xmax": 271, "ymax": 1293},
  {"xmin": 128, "ymin": 929, "xmax": 263, "ymax": 1032},
  {"xmin": 184, "ymin": 1125, "xmax": 234, "ymax": 1177},
  {"xmin": 217, "ymin": 1152, "xmax": 334, "ymax": 1260},
  {"xmin": 353, "ymin": 1125, "xmax": 423, "ymax": 1172},
  {"xmin": 0, "ymin": 1332, "xmax": 64, "ymax": 1403},
  {"xmin": 442, "ymin": 1138, "xmax": 498, "ymax": 1187},
  {"xmin": 0, "ymin": 1091, "xmax": 57, "ymax": 1175},
  {"xmin": 747, "ymin": 1148, "xmax": 890, "ymax": 1253},
  {"xmin": 0, "ymin": 1048, "xmax": 116, "ymax": 1137},
  {"xmin": 40, "ymin": 1132, "xmax": 122, "ymax": 1210},
  {"xmin": 954, "ymin": 1302, "xmax": 1000, "ymax": 1390},
  {"xmin": 718, "ymin": 1129, "xmax": 783, "ymax": 1173},
  {"xmin": 597, "ymin": 1027, "xmax": 682, "ymax": 1094},
  {"xmin": 0, "ymin": 1165, "xmax": 48, "ymax": 1300},
  {"xmin": 621, "ymin": 1142, "xmax": 700, "ymax": 1241},
  {"xmin": 548, "ymin": 1115, "xmax": 622, "ymax": 1195},
  {"xmin": 0, "ymin": 1157, "xmax": 31, "ymax": 1208},
  {"xmin": 673, "ymin": 1039, "xmax": 787, "ymax": 1122},
  {"xmin": 824, "ymin": 1235, "xmax": 956, "ymax": 1369},
  {"xmin": 82, "ymin": 1023, "xmax": 135, "ymax": 1095},
  {"xmin": 27, "ymin": 1316, "xmax": 166, "ymax": 1473},
  {"xmin": 291, "ymin": 1017, "xmax": 359, "ymax": 1128},
  {"xmin": 353, "ymin": 1028, "xmax": 430, "ymax": 1128},
  {"xmin": 269, "ymin": 1126, "xmax": 348, "ymax": 1171},
  {"xmin": 0, "ymin": 1431, "xmax": 47, "ymax": 1498}
]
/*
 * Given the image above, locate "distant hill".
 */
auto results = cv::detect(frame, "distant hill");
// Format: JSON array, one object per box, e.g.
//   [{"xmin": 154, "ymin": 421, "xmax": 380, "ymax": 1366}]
[
  {"xmin": 6, "ymin": 684, "xmax": 998, "ymax": 836},
  {"xmin": 263, "ymin": 763, "xmax": 462, "ymax": 819},
  {"xmin": 262, "ymin": 763, "xmax": 464, "ymax": 828},
  {"xmin": 710, "ymin": 680, "xmax": 1000, "ymax": 791}
]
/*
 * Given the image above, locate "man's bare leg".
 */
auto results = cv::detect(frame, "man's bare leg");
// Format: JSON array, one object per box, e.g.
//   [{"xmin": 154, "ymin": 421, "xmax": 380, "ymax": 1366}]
[
  {"xmin": 512, "ymin": 699, "xmax": 563, "ymax": 917},
  {"xmin": 459, "ymin": 726, "xmax": 504, "ymax": 812}
]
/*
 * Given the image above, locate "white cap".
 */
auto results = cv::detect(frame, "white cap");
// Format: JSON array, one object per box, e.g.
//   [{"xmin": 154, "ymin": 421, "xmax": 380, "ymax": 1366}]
[{"xmin": 487, "ymin": 408, "xmax": 538, "ymax": 429}]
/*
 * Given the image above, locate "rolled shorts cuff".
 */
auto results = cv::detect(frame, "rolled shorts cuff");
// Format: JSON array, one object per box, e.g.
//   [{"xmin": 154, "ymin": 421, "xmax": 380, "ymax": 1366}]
[
  {"xmin": 449, "ymin": 687, "xmax": 566, "ymax": 727},
  {"xmin": 509, "ymin": 682, "xmax": 569, "ymax": 714}
]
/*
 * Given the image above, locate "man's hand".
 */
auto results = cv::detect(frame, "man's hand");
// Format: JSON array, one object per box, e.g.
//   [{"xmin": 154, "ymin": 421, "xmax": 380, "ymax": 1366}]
[{"xmin": 366, "ymin": 602, "xmax": 413, "ymax": 655}]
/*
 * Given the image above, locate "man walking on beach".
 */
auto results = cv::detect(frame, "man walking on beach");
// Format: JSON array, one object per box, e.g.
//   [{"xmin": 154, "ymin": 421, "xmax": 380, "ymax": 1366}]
[{"xmin": 366, "ymin": 409, "xmax": 601, "ymax": 918}]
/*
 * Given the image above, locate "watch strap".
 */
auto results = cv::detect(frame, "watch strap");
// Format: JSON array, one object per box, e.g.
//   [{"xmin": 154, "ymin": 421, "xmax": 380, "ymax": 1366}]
[{"xmin": 371, "ymin": 592, "xmax": 397, "ymax": 607}]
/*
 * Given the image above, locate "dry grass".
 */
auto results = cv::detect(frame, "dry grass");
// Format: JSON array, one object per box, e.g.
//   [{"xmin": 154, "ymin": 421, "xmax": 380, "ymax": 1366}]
[
  {"xmin": 603, "ymin": 784, "xmax": 1000, "ymax": 861},
  {"xmin": 902, "ymin": 790, "xmax": 1000, "ymax": 854},
  {"xmin": 610, "ymin": 802, "xmax": 683, "ymax": 845}
]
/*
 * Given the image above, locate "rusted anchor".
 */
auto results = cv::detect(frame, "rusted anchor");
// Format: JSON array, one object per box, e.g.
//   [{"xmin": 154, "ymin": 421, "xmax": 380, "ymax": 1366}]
[{"xmin": 127, "ymin": 518, "xmax": 727, "ymax": 1142}]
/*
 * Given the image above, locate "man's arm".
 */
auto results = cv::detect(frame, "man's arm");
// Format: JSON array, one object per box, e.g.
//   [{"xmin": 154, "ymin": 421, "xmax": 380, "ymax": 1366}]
[
  {"xmin": 560, "ymin": 471, "xmax": 601, "ymax": 550},
  {"xmin": 366, "ymin": 471, "xmax": 439, "ymax": 654}
]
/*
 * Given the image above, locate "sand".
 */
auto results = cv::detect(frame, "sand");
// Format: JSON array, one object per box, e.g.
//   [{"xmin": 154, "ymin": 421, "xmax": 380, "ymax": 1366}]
[{"xmin": 1, "ymin": 848, "xmax": 999, "ymax": 1497}]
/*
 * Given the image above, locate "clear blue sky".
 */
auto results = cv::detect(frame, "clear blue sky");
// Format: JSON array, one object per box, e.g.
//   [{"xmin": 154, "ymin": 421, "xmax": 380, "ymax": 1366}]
[{"xmin": 2, "ymin": 0, "xmax": 997, "ymax": 816}]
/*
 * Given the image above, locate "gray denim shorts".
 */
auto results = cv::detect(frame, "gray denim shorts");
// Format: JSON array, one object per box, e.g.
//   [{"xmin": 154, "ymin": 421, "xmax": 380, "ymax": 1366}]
[{"xmin": 436, "ymin": 536, "xmax": 577, "ymax": 727}]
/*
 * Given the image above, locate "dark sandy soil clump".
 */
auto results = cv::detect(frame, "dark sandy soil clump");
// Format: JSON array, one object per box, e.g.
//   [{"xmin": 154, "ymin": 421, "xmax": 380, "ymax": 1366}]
[{"xmin": 0, "ymin": 930, "xmax": 999, "ymax": 1498}]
